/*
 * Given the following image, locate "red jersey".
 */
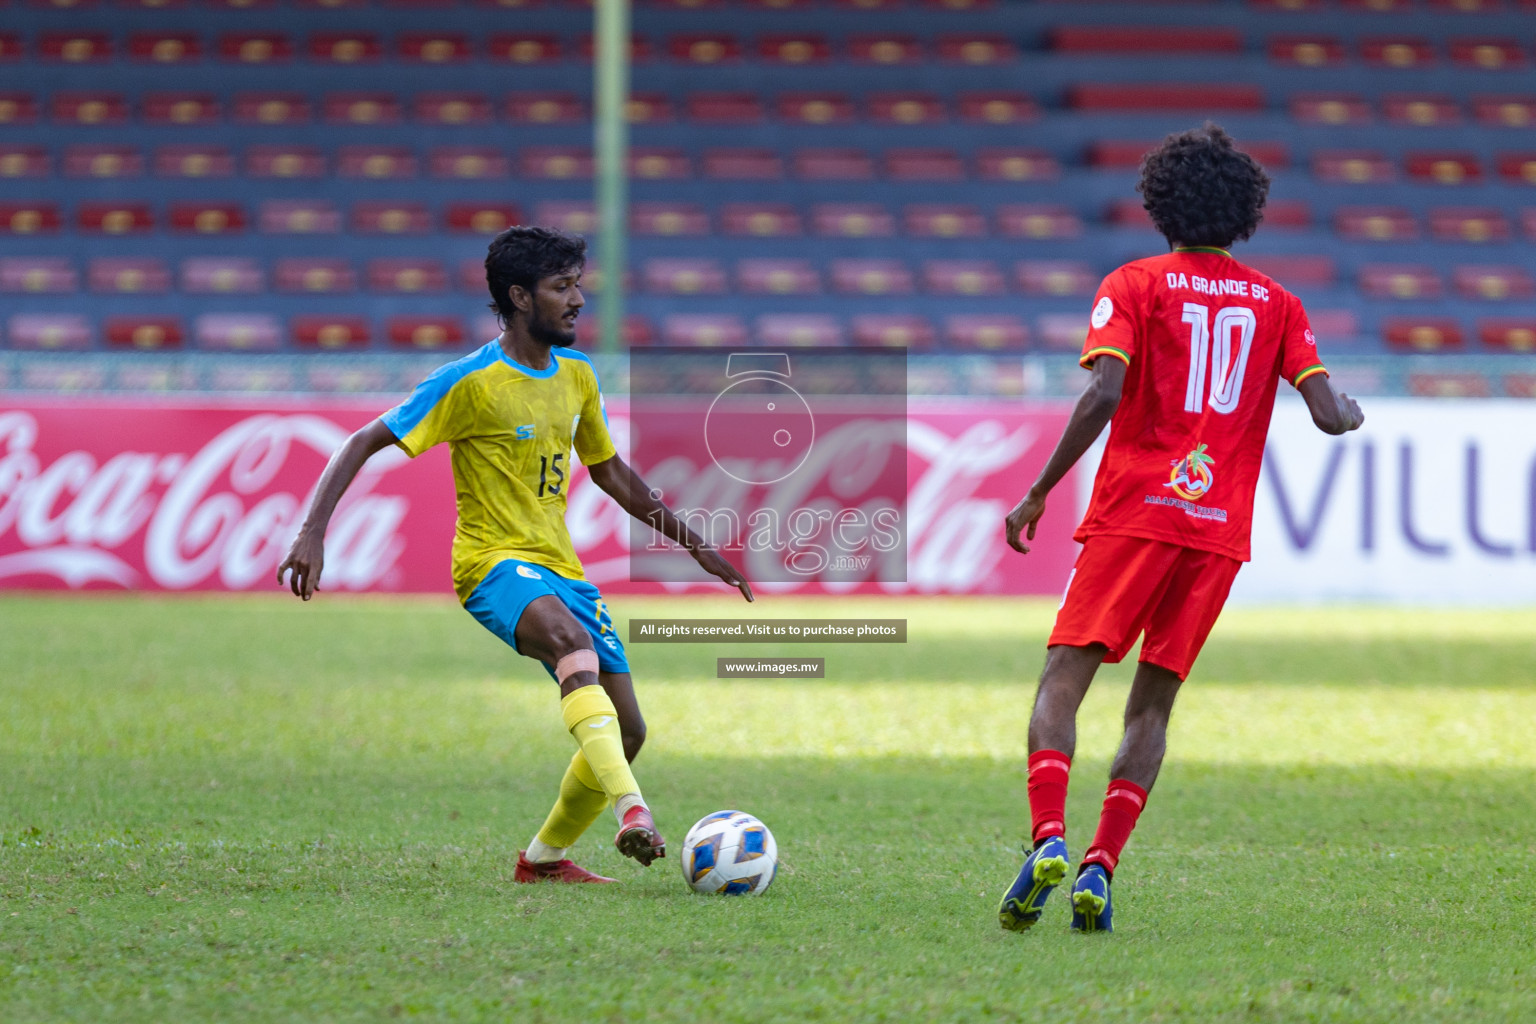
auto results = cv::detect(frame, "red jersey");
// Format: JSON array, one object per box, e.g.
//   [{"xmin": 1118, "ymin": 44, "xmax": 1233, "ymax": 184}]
[{"xmin": 1075, "ymin": 247, "xmax": 1328, "ymax": 562}]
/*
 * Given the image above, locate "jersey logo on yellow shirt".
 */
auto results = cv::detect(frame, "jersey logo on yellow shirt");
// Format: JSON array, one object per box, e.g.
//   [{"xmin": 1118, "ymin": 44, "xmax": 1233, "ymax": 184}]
[{"xmin": 515, "ymin": 424, "xmax": 535, "ymax": 440}]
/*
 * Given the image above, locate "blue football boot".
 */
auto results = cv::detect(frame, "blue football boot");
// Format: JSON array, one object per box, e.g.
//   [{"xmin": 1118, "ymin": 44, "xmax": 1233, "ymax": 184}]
[
  {"xmin": 1070, "ymin": 864, "xmax": 1113, "ymax": 933},
  {"xmin": 998, "ymin": 835, "xmax": 1070, "ymax": 932}
]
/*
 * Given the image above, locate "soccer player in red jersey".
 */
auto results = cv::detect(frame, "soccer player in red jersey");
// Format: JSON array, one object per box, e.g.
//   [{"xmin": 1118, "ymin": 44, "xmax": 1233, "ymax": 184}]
[{"xmin": 997, "ymin": 124, "xmax": 1364, "ymax": 933}]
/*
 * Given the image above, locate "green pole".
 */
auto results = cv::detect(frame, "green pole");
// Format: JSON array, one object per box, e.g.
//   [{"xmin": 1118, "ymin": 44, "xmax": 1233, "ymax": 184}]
[{"xmin": 594, "ymin": 0, "xmax": 630, "ymax": 355}]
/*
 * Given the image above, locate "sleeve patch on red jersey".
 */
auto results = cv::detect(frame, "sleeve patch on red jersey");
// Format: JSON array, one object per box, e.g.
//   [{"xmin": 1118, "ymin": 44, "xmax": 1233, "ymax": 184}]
[
  {"xmin": 1080, "ymin": 345, "xmax": 1131, "ymax": 368},
  {"xmin": 1292, "ymin": 363, "xmax": 1328, "ymax": 386},
  {"xmin": 1090, "ymin": 296, "xmax": 1113, "ymax": 329}
]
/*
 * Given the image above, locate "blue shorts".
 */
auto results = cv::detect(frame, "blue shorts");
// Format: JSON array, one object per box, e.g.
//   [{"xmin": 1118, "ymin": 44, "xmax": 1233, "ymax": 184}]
[{"xmin": 464, "ymin": 558, "xmax": 630, "ymax": 678}]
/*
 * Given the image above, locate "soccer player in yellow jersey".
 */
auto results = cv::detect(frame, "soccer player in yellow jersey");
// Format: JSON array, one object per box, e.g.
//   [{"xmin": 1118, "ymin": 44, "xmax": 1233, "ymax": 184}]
[{"xmin": 278, "ymin": 227, "xmax": 753, "ymax": 883}]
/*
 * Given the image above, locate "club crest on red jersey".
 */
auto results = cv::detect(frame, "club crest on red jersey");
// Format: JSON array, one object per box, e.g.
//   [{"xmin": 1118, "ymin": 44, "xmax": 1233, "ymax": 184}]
[{"xmin": 1165, "ymin": 444, "xmax": 1215, "ymax": 501}]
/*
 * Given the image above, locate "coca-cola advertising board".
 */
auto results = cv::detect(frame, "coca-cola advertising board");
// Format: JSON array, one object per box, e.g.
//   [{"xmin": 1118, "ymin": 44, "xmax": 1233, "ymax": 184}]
[{"xmin": 0, "ymin": 398, "xmax": 1080, "ymax": 597}]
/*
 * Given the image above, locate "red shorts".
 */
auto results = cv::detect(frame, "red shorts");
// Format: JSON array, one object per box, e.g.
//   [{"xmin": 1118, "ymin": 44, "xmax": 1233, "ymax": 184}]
[{"xmin": 1048, "ymin": 534, "xmax": 1241, "ymax": 681}]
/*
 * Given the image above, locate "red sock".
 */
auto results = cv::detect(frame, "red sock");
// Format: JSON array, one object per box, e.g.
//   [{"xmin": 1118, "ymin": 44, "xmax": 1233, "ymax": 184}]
[
  {"xmin": 1026, "ymin": 750, "xmax": 1071, "ymax": 843},
  {"xmin": 1082, "ymin": 779, "xmax": 1149, "ymax": 876}
]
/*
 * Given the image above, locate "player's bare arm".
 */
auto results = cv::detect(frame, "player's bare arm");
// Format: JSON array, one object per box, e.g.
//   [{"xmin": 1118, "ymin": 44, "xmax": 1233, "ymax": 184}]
[
  {"xmin": 277, "ymin": 418, "xmax": 399, "ymax": 600},
  {"xmin": 1005, "ymin": 356, "xmax": 1127, "ymax": 555},
  {"xmin": 586, "ymin": 454, "xmax": 754, "ymax": 602},
  {"xmin": 1298, "ymin": 374, "xmax": 1365, "ymax": 435}
]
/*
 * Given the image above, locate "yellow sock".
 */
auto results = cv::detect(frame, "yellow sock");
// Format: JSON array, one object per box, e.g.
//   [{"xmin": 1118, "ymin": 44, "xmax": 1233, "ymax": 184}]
[
  {"xmin": 533, "ymin": 751, "xmax": 609, "ymax": 850},
  {"xmin": 560, "ymin": 685, "xmax": 641, "ymax": 804}
]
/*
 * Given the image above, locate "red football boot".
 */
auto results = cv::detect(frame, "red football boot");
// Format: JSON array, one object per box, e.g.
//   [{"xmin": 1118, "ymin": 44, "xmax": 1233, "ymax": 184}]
[
  {"xmin": 514, "ymin": 851, "xmax": 617, "ymax": 884},
  {"xmin": 614, "ymin": 805, "xmax": 666, "ymax": 866}
]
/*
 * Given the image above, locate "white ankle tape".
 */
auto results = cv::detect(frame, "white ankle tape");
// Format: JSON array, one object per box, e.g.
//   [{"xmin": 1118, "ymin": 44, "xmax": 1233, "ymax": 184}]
[{"xmin": 554, "ymin": 649, "xmax": 600, "ymax": 685}]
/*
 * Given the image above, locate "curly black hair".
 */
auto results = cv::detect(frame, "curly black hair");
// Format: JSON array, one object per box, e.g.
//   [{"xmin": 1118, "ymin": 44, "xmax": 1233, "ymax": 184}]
[
  {"xmin": 484, "ymin": 225, "xmax": 587, "ymax": 324},
  {"xmin": 1137, "ymin": 123, "xmax": 1271, "ymax": 249}
]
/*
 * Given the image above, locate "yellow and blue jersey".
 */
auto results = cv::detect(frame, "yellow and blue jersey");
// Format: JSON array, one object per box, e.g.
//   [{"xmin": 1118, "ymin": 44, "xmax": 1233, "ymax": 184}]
[{"xmin": 379, "ymin": 340, "xmax": 617, "ymax": 603}]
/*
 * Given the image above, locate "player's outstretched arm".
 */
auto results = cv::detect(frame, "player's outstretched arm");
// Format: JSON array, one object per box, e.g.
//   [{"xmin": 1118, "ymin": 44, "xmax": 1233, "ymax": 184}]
[
  {"xmin": 1005, "ymin": 356, "xmax": 1127, "ymax": 555},
  {"xmin": 1298, "ymin": 374, "xmax": 1364, "ymax": 436},
  {"xmin": 586, "ymin": 454, "xmax": 754, "ymax": 602},
  {"xmin": 277, "ymin": 418, "xmax": 401, "ymax": 600}
]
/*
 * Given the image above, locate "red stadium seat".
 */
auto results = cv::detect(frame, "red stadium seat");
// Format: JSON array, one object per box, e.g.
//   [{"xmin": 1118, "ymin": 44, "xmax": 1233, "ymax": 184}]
[
  {"xmin": 259, "ymin": 200, "xmax": 341, "ymax": 234},
  {"xmin": 848, "ymin": 35, "xmax": 923, "ymax": 64},
  {"xmin": 7, "ymin": 314, "xmax": 92, "ymax": 351},
  {"xmin": 1093, "ymin": 141, "xmax": 1297, "ymax": 174},
  {"xmin": 686, "ymin": 93, "xmax": 762, "ymax": 122},
  {"xmin": 757, "ymin": 315, "xmax": 843, "ymax": 348},
  {"xmin": 368, "ymin": 260, "xmax": 448, "ymax": 293},
  {"xmin": 105, "ymin": 318, "xmax": 184, "ymax": 351},
  {"xmin": 631, "ymin": 148, "xmax": 692, "ymax": 180},
  {"xmin": 669, "ymin": 34, "xmax": 741, "ymax": 64},
  {"xmin": 759, "ymin": 35, "xmax": 830, "ymax": 64},
  {"xmin": 662, "ymin": 315, "xmax": 748, "ymax": 348},
  {"xmin": 208, "ymin": 0, "xmax": 277, "ymax": 7},
  {"xmin": 1268, "ymin": 36, "xmax": 1345, "ymax": 67},
  {"xmin": 1359, "ymin": 264, "xmax": 1443, "ymax": 300},
  {"xmin": 0, "ymin": 258, "xmax": 76, "ymax": 293},
  {"xmin": 0, "ymin": 35, "xmax": 19, "ymax": 62},
  {"xmin": 456, "ymin": 259, "xmax": 484, "ymax": 292},
  {"xmin": 521, "ymin": 147, "xmax": 592, "ymax": 179},
  {"xmin": 886, "ymin": 148, "xmax": 965, "ymax": 181},
  {"xmin": 945, "ymin": 315, "xmax": 1028, "ymax": 352},
  {"xmin": 626, "ymin": 94, "xmax": 674, "ymax": 123},
  {"xmin": 1037, "ymin": 314, "xmax": 1089, "ymax": 353},
  {"xmin": 274, "ymin": 258, "xmax": 356, "ymax": 294},
  {"xmin": 219, "ymin": 34, "xmax": 293, "ymax": 65},
  {"xmin": 1382, "ymin": 318, "xmax": 1465, "ymax": 352},
  {"xmin": 977, "ymin": 149, "xmax": 1059, "ymax": 182},
  {"xmin": 338, "ymin": 146, "xmax": 418, "ymax": 179},
  {"xmin": 1306, "ymin": 310, "xmax": 1360, "ymax": 345},
  {"xmin": 643, "ymin": 259, "xmax": 727, "ymax": 295},
  {"xmin": 309, "ymin": 34, "xmax": 381, "ymax": 63},
  {"xmin": 813, "ymin": 204, "xmax": 895, "ymax": 238},
  {"xmin": 129, "ymin": 33, "xmax": 201, "ymax": 63},
  {"xmin": 1106, "ymin": 199, "xmax": 1155, "ymax": 230},
  {"xmin": 325, "ymin": 94, "xmax": 401, "ymax": 125},
  {"xmin": 0, "ymin": 94, "xmax": 38, "ymax": 125},
  {"xmin": 938, "ymin": 35, "xmax": 1017, "ymax": 65},
  {"xmin": 1335, "ymin": 206, "xmax": 1419, "ymax": 241},
  {"xmin": 721, "ymin": 203, "xmax": 802, "ymax": 236},
  {"xmin": 246, "ymin": 146, "xmax": 325, "ymax": 178},
  {"xmin": 924, "ymin": 260, "xmax": 1005, "ymax": 296},
  {"xmin": 737, "ymin": 259, "xmax": 820, "ymax": 295},
  {"xmin": 1450, "ymin": 39, "xmax": 1524, "ymax": 71},
  {"xmin": 1473, "ymin": 96, "xmax": 1536, "ymax": 128},
  {"xmin": 0, "ymin": 204, "xmax": 60, "ymax": 234},
  {"xmin": 1479, "ymin": 320, "xmax": 1536, "ymax": 351},
  {"xmin": 1360, "ymin": 38, "xmax": 1434, "ymax": 69},
  {"xmin": 234, "ymin": 93, "xmax": 309, "ymax": 125},
  {"xmin": 169, "ymin": 202, "xmax": 246, "ymax": 234},
  {"xmin": 52, "ymin": 93, "xmax": 128, "ymax": 125},
  {"xmin": 794, "ymin": 149, "xmax": 873, "ymax": 180},
  {"xmin": 996, "ymin": 205, "xmax": 1083, "ymax": 240},
  {"xmin": 195, "ymin": 314, "xmax": 282, "ymax": 353},
  {"xmin": 957, "ymin": 92, "xmax": 1037, "ymax": 125},
  {"xmin": 1498, "ymin": 152, "xmax": 1536, "ymax": 184},
  {"xmin": 1505, "ymin": 374, "xmax": 1536, "ymax": 397},
  {"xmin": 632, "ymin": 203, "xmax": 709, "ymax": 236},
  {"xmin": 837, "ymin": 0, "xmax": 899, "ymax": 8},
  {"xmin": 89, "ymin": 258, "xmax": 170, "ymax": 293},
  {"xmin": 1016, "ymin": 261, "xmax": 1096, "ymax": 297},
  {"xmin": 868, "ymin": 93, "xmax": 945, "ymax": 125},
  {"xmin": 156, "ymin": 146, "xmax": 234, "ymax": 178},
  {"xmin": 181, "ymin": 258, "xmax": 264, "ymax": 294},
  {"xmin": 1243, "ymin": 255, "xmax": 1336, "ymax": 289},
  {"xmin": 1313, "ymin": 150, "xmax": 1395, "ymax": 184},
  {"xmin": 1383, "ymin": 95, "xmax": 1461, "ymax": 128},
  {"xmin": 39, "ymin": 32, "xmax": 111, "ymax": 63},
  {"xmin": 64, "ymin": 145, "xmax": 143, "ymax": 178},
  {"xmin": 352, "ymin": 203, "xmax": 430, "ymax": 235},
  {"xmin": 292, "ymin": 317, "xmax": 370, "ymax": 351},
  {"xmin": 142, "ymin": 93, "xmax": 219, "ymax": 125},
  {"xmin": 747, "ymin": 0, "xmax": 813, "ymax": 7},
  {"xmin": 508, "ymin": 93, "xmax": 586, "ymax": 123},
  {"xmin": 429, "ymin": 147, "xmax": 508, "ymax": 179},
  {"xmin": 1290, "ymin": 94, "xmax": 1371, "ymax": 125},
  {"xmin": 532, "ymin": 201, "xmax": 596, "ymax": 234},
  {"xmin": 388, "ymin": 317, "xmax": 465, "ymax": 351},
  {"xmin": 399, "ymin": 33, "xmax": 470, "ymax": 63},
  {"xmin": 851, "ymin": 315, "xmax": 935, "ymax": 350},
  {"xmin": 703, "ymin": 148, "xmax": 783, "ymax": 179},
  {"xmin": 488, "ymin": 34, "xmax": 562, "ymax": 64},
  {"xmin": 417, "ymin": 93, "xmax": 492, "ymax": 125},
  {"xmin": 1068, "ymin": 84, "xmax": 1263, "ymax": 112},
  {"xmin": 1406, "ymin": 152, "xmax": 1482, "ymax": 185},
  {"xmin": 1265, "ymin": 200, "xmax": 1314, "ymax": 229},
  {"xmin": 0, "ymin": 147, "xmax": 49, "ymax": 178},
  {"xmin": 1454, "ymin": 266, "xmax": 1535, "ymax": 300},
  {"xmin": 653, "ymin": 0, "xmax": 725, "ymax": 8},
  {"xmin": 831, "ymin": 259, "xmax": 913, "ymax": 295},
  {"xmin": 1428, "ymin": 207, "xmax": 1511, "ymax": 243},
  {"xmin": 905, "ymin": 204, "xmax": 984, "ymax": 238},
  {"xmin": 445, "ymin": 203, "xmax": 520, "ymax": 234},
  {"xmin": 1408, "ymin": 373, "xmax": 1491, "ymax": 399},
  {"xmin": 1051, "ymin": 27, "xmax": 1242, "ymax": 54},
  {"xmin": 779, "ymin": 93, "xmax": 855, "ymax": 125},
  {"xmin": 78, "ymin": 203, "xmax": 153, "ymax": 234}
]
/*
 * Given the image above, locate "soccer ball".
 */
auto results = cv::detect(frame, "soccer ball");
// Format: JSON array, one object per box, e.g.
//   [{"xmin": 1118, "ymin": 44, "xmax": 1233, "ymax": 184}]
[{"xmin": 680, "ymin": 810, "xmax": 778, "ymax": 896}]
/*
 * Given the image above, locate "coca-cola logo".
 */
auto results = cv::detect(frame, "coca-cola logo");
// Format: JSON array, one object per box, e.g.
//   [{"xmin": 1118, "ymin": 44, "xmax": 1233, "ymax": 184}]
[{"xmin": 0, "ymin": 411, "xmax": 410, "ymax": 590}]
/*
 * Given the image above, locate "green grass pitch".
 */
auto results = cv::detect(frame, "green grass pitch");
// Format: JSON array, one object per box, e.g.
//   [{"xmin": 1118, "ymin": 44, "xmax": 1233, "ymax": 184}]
[{"xmin": 2, "ymin": 594, "xmax": 1534, "ymax": 1022}]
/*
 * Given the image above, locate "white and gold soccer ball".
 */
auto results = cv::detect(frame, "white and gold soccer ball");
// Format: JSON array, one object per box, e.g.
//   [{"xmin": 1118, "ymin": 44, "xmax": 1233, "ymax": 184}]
[{"xmin": 680, "ymin": 810, "xmax": 778, "ymax": 896}]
